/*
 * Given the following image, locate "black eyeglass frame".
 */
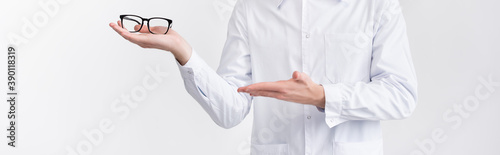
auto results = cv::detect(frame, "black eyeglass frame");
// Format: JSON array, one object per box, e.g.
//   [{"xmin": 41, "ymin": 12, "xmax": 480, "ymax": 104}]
[{"xmin": 120, "ymin": 14, "xmax": 173, "ymax": 34}]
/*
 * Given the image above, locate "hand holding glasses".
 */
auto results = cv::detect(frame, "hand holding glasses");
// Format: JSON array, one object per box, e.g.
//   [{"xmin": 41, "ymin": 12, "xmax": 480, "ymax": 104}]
[
  {"xmin": 120, "ymin": 14, "xmax": 173, "ymax": 34},
  {"xmin": 110, "ymin": 14, "xmax": 192, "ymax": 65}
]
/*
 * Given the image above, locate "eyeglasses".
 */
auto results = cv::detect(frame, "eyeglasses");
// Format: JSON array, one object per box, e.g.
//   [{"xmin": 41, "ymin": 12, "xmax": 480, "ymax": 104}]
[{"xmin": 120, "ymin": 14, "xmax": 173, "ymax": 34}]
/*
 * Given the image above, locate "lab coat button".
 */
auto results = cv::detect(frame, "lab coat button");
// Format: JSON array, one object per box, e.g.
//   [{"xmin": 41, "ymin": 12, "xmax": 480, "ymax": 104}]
[{"xmin": 307, "ymin": 116, "xmax": 311, "ymax": 119}]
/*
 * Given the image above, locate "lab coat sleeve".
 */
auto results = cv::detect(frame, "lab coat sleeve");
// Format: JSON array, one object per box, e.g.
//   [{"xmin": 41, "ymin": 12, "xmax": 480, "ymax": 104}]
[
  {"xmin": 176, "ymin": 0, "xmax": 252, "ymax": 129},
  {"xmin": 323, "ymin": 0, "xmax": 418, "ymax": 128}
]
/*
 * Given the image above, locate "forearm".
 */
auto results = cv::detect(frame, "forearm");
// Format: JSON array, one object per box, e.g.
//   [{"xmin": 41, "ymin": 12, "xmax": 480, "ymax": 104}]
[
  {"xmin": 177, "ymin": 50, "xmax": 252, "ymax": 129},
  {"xmin": 323, "ymin": 74, "xmax": 417, "ymax": 127}
]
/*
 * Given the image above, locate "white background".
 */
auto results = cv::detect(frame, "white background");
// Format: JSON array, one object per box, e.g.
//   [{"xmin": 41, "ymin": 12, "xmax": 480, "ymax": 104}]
[{"xmin": 0, "ymin": 0, "xmax": 499, "ymax": 154}]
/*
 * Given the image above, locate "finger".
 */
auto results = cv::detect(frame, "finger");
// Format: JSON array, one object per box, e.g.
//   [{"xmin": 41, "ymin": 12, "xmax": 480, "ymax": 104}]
[
  {"xmin": 237, "ymin": 87, "xmax": 246, "ymax": 92},
  {"xmin": 292, "ymin": 71, "xmax": 301, "ymax": 80},
  {"xmin": 237, "ymin": 86, "xmax": 251, "ymax": 92},
  {"xmin": 136, "ymin": 25, "xmax": 150, "ymax": 33},
  {"xmin": 292, "ymin": 71, "xmax": 310, "ymax": 83},
  {"xmin": 110, "ymin": 22, "xmax": 129, "ymax": 36},
  {"xmin": 241, "ymin": 82, "xmax": 288, "ymax": 92},
  {"xmin": 249, "ymin": 90, "xmax": 285, "ymax": 100},
  {"xmin": 110, "ymin": 22, "xmax": 144, "ymax": 42},
  {"xmin": 149, "ymin": 26, "xmax": 169, "ymax": 34},
  {"xmin": 118, "ymin": 20, "xmax": 144, "ymax": 33},
  {"xmin": 135, "ymin": 26, "xmax": 169, "ymax": 34},
  {"xmin": 239, "ymin": 81, "xmax": 285, "ymax": 92}
]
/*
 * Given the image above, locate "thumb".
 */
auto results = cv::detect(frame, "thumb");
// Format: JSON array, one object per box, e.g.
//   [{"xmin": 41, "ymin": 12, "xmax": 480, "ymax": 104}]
[{"xmin": 292, "ymin": 71, "xmax": 301, "ymax": 80}]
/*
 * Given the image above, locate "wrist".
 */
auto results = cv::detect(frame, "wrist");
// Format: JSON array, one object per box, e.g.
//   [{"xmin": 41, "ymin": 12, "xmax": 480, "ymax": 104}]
[
  {"xmin": 171, "ymin": 38, "xmax": 192, "ymax": 66},
  {"xmin": 174, "ymin": 46, "xmax": 192, "ymax": 66},
  {"xmin": 315, "ymin": 84, "xmax": 326, "ymax": 108}
]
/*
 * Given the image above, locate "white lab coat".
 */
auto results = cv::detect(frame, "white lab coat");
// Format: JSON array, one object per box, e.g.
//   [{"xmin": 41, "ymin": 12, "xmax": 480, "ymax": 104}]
[{"xmin": 176, "ymin": 0, "xmax": 417, "ymax": 154}]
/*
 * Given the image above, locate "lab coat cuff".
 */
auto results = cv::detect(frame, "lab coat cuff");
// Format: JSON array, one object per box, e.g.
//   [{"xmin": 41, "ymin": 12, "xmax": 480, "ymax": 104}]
[
  {"xmin": 176, "ymin": 49, "xmax": 204, "ymax": 80},
  {"xmin": 323, "ymin": 83, "xmax": 348, "ymax": 128}
]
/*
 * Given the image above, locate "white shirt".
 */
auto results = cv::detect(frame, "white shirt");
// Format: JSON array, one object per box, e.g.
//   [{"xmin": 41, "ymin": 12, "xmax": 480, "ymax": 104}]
[{"xmin": 177, "ymin": 0, "xmax": 417, "ymax": 154}]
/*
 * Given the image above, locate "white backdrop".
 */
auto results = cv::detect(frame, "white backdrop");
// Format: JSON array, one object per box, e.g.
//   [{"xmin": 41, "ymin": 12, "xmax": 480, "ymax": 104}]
[{"xmin": 0, "ymin": 0, "xmax": 499, "ymax": 155}]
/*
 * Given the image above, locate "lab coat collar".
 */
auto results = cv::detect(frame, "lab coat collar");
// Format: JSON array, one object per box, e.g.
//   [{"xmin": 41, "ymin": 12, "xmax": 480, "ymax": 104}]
[{"xmin": 276, "ymin": 0, "xmax": 351, "ymax": 8}]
